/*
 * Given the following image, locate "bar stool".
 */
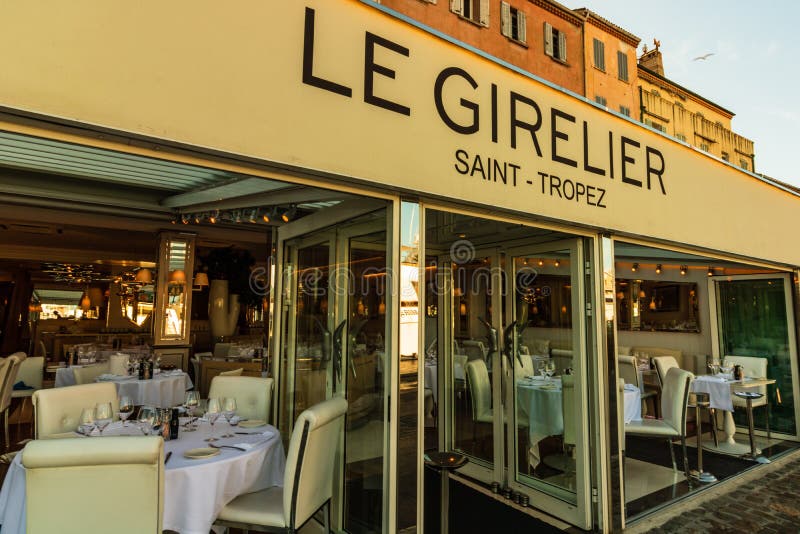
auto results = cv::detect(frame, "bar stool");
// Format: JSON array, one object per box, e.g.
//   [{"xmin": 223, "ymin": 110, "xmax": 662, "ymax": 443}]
[{"xmin": 734, "ymin": 391, "xmax": 770, "ymax": 463}]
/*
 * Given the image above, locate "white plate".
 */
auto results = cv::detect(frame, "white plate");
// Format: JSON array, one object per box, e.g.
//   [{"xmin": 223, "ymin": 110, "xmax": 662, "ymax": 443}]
[{"xmin": 183, "ymin": 447, "xmax": 221, "ymax": 459}]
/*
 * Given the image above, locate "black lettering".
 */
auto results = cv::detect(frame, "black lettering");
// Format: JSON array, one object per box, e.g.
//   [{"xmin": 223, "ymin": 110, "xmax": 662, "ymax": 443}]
[
  {"xmin": 302, "ymin": 8, "xmax": 352, "ymax": 97},
  {"xmin": 549, "ymin": 175, "xmax": 563, "ymax": 198},
  {"xmin": 491, "ymin": 84, "xmax": 498, "ymax": 143},
  {"xmin": 364, "ymin": 32, "xmax": 410, "ymax": 115},
  {"xmin": 539, "ymin": 172, "xmax": 548, "ymax": 194},
  {"xmin": 434, "ymin": 67, "xmax": 479, "ymax": 134},
  {"xmin": 582, "ymin": 121, "xmax": 606, "ymax": 176},
  {"xmin": 646, "ymin": 147, "xmax": 667, "ymax": 195},
  {"xmin": 563, "ymin": 179, "xmax": 575, "ymax": 200},
  {"xmin": 454, "ymin": 149, "xmax": 470, "ymax": 174},
  {"xmin": 575, "ymin": 182, "xmax": 586, "ymax": 200},
  {"xmin": 551, "ymin": 108, "xmax": 577, "ymax": 168},
  {"xmin": 608, "ymin": 131, "xmax": 615, "ymax": 179},
  {"xmin": 596, "ymin": 188, "xmax": 607, "ymax": 208},
  {"xmin": 471, "ymin": 154, "xmax": 487, "ymax": 180},
  {"xmin": 510, "ymin": 92, "xmax": 543, "ymax": 156},
  {"xmin": 493, "ymin": 159, "xmax": 506, "ymax": 184},
  {"xmin": 509, "ymin": 163, "xmax": 520, "ymax": 187},
  {"xmin": 586, "ymin": 185, "xmax": 597, "ymax": 205},
  {"xmin": 620, "ymin": 136, "xmax": 642, "ymax": 187}
]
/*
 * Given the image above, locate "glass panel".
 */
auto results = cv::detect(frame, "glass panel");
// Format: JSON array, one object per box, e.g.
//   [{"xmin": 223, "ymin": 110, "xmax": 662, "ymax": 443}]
[
  {"xmin": 396, "ymin": 201, "xmax": 420, "ymax": 532},
  {"xmin": 289, "ymin": 242, "xmax": 330, "ymax": 418},
  {"xmin": 343, "ymin": 226, "xmax": 388, "ymax": 534},
  {"xmin": 717, "ymin": 277, "xmax": 795, "ymax": 434},
  {"xmin": 154, "ymin": 233, "xmax": 194, "ymax": 344},
  {"xmin": 510, "ymin": 250, "xmax": 578, "ymax": 503}
]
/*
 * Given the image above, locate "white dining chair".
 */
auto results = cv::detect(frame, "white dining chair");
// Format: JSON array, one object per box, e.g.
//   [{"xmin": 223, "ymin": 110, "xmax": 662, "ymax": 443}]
[
  {"xmin": 72, "ymin": 362, "xmax": 111, "ymax": 385},
  {"xmin": 625, "ymin": 367, "xmax": 694, "ymax": 478},
  {"xmin": 618, "ymin": 355, "xmax": 658, "ymax": 416},
  {"xmin": 10, "ymin": 356, "xmax": 44, "ymax": 443},
  {"xmin": 32, "ymin": 382, "xmax": 119, "ymax": 439},
  {"xmin": 23, "ymin": 436, "xmax": 164, "ymax": 534},
  {"xmin": 652, "ymin": 356, "xmax": 679, "ymax": 387},
  {"xmin": 0, "ymin": 357, "xmax": 14, "ymax": 450},
  {"xmin": 462, "ymin": 340, "xmax": 487, "ymax": 362},
  {"xmin": 209, "ymin": 375, "xmax": 274, "ymax": 423},
  {"xmin": 724, "ymin": 355, "xmax": 770, "ymax": 440},
  {"xmin": 0, "ymin": 353, "xmax": 25, "ymax": 450},
  {"xmin": 219, "ymin": 367, "xmax": 244, "ymax": 377},
  {"xmin": 214, "ymin": 397, "xmax": 348, "ymax": 533},
  {"xmin": 466, "ymin": 359, "xmax": 493, "ymax": 446}
]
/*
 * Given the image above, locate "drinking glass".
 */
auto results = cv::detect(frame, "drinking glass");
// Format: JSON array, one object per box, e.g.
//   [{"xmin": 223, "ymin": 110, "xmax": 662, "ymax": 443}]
[
  {"xmin": 204, "ymin": 398, "xmax": 221, "ymax": 442},
  {"xmin": 545, "ymin": 360, "xmax": 556, "ymax": 382},
  {"xmin": 118, "ymin": 396, "xmax": 134, "ymax": 427},
  {"xmin": 95, "ymin": 402, "xmax": 113, "ymax": 436},
  {"xmin": 537, "ymin": 361, "xmax": 547, "ymax": 380},
  {"xmin": 221, "ymin": 397, "xmax": 237, "ymax": 438},
  {"xmin": 138, "ymin": 406, "xmax": 157, "ymax": 435},
  {"xmin": 79, "ymin": 407, "xmax": 96, "ymax": 436},
  {"xmin": 182, "ymin": 391, "xmax": 200, "ymax": 431}
]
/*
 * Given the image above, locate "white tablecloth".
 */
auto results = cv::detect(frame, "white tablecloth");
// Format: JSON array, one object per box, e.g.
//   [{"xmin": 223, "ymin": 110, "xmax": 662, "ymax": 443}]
[
  {"xmin": 424, "ymin": 360, "xmax": 465, "ymax": 406},
  {"xmin": 691, "ymin": 375, "xmax": 734, "ymax": 412},
  {"xmin": 623, "ymin": 385, "xmax": 642, "ymax": 424},
  {"xmin": 54, "ymin": 366, "xmax": 78, "ymax": 387},
  {"xmin": 100, "ymin": 371, "xmax": 194, "ymax": 408},
  {"xmin": 0, "ymin": 420, "xmax": 285, "ymax": 534}
]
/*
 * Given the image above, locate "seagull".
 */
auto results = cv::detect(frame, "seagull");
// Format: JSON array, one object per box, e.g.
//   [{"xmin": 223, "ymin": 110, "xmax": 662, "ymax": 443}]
[{"xmin": 693, "ymin": 53, "xmax": 715, "ymax": 61}]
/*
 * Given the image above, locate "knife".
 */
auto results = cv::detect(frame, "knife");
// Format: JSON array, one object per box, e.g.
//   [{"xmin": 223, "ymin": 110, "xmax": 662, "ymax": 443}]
[{"xmin": 164, "ymin": 451, "xmax": 172, "ymax": 464}]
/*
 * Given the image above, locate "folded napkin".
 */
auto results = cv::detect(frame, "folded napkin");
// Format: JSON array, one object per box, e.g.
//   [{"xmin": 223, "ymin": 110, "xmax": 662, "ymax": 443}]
[
  {"xmin": 13, "ymin": 381, "xmax": 33, "ymax": 390},
  {"xmin": 232, "ymin": 442, "xmax": 255, "ymax": 450}
]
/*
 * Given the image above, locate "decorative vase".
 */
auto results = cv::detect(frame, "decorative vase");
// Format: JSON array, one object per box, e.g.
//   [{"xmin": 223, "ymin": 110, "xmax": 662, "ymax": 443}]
[{"xmin": 209, "ymin": 280, "xmax": 240, "ymax": 339}]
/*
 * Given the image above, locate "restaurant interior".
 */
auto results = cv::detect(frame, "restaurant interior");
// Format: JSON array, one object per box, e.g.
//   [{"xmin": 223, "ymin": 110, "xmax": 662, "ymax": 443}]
[{"xmin": 0, "ymin": 130, "xmax": 798, "ymax": 531}]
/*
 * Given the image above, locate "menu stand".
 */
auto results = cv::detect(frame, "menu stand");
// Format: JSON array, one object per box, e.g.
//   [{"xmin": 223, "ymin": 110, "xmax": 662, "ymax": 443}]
[{"xmin": 425, "ymin": 451, "xmax": 468, "ymax": 534}]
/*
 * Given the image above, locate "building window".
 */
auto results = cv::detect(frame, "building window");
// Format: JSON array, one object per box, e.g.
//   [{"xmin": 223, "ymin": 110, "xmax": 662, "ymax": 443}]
[
  {"xmin": 544, "ymin": 22, "xmax": 567, "ymax": 62},
  {"xmin": 676, "ymin": 133, "xmax": 687, "ymax": 142},
  {"xmin": 501, "ymin": 2, "xmax": 526, "ymax": 43},
  {"xmin": 651, "ymin": 89, "xmax": 660, "ymax": 97},
  {"xmin": 740, "ymin": 158, "xmax": 749, "ymax": 170},
  {"xmin": 595, "ymin": 95, "xmax": 607, "ymax": 106},
  {"xmin": 645, "ymin": 118, "xmax": 666, "ymax": 132},
  {"xmin": 451, "ymin": 0, "xmax": 489, "ymax": 27},
  {"xmin": 617, "ymin": 51, "xmax": 629, "ymax": 81},
  {"xmin": 593, "ymin": 39, "xmax": 605, "ymax": 71},
  {"xmin": 721, "ymin": 151, "xmax": 730, "ymax": 162},
  {"xmin": 700, "ymin": 143, "xmax": 710, "ymax": 152},
  {"xmin": 619, "ymin": 105, "xmax": 630, "ymax": 117}
]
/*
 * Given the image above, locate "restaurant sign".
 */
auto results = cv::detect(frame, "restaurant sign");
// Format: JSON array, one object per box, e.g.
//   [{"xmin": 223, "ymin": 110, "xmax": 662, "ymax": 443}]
[{"xmin": 0, "ymin": 0, "xmax": 797, "ymax": 265}]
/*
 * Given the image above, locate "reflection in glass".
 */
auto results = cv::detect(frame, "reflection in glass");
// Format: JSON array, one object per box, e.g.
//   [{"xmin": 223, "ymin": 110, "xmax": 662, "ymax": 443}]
[{"xmin": 154, "ymin": 233, "xmax": 195, "ymax": 344}]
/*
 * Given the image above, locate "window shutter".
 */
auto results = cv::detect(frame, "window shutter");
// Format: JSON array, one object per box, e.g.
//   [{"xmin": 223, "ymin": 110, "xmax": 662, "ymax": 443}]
[
  {"xmin": 593, "ymin": 39, "xmax": 604, "ymax": 70},
  {"xmin": 518, "ymin": 11, "xmax": 527, "ymax": 43},
  {"xmin": 450, "ymin": 0, "xmax": 463, "ymax": 15},
  {"xmin": 558, "ymin": 30, "xmax": 566, "ymax": 61},
  {"xmin": 618, "ymin": 51, "xmax": 628, "ymax": 81},
  {"xmin": 501, "ymin": 2, "xmax": 510, "ymax": 37},
  {"xmin": 479, "ymin": 0, "xmax": 489, "ymax": 27},
  {"xmin": 544, "ymin": 22, "xmax": 553, "ymax": 57}
]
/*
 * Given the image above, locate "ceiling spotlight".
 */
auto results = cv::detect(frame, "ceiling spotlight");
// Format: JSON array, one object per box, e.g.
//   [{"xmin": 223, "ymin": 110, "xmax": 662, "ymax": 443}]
[
  {"xmin": 707, "ymin": 266, "xmax": 714, "ymax": 277},
  {"xmin": 537, "ymin": 259, "xmax": 544, "ymax": 267},
  {"xmin": 248, "ymin": 209, "xmax": 258, "ymax": 223},
  {"xmin": 234, "ymin": 210, "xmax": 242, "ymax": 223},
  {"xmin": 193, "ymin": 213, "xmax": 201, "ymax": 224},
  {"xmin": 680, "ymin": 265, "xmax": 687, "ymax": 276},
  {"xmin": 208, "ymin": 210, "xmax": 219, "ymax": 224},
  {"xmin": 631, "ymin": 263, "xmax": 639, "ymax": 272},
  {"xmin": 655, "ymin": 264, "xmax": 662, "ymax": 274},
  {"xmin": 262, "ymin": 209, "xmax": 271, "ymax": 223},
  {"xmin": 281, "ymin": 205, "xmax": 297, "ymax": 223},
  {"xmin": 554, "ymin": 259, "xmax": 560, "ymax": 267},
  {"xmin": 181, "ymin": 214, "xmax": 190, "ymax": 225}
]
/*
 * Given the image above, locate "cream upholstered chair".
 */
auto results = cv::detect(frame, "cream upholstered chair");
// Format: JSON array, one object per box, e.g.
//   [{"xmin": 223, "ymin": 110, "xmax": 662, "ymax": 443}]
[
  {"xmin": 618, "ymin": 355, "xmax": 658, "ymax": 416},
  {"xmin": 652, "ymin": 356, "xmax": 680, "ymax": 387},
  {"xmin": 462, "ymin": 340, "xmax": 487, "ymax": 362},
  {"xmin": 466, "ymin": 359, "xmax": 493, "ymax": 446},
  {"xmin": 625, "ymin": 367, "xmax": 694, "ymax": 477},
  {"xmin": 0, "ymin": 357, "xmax": 14, "ymax": 449},
  {"xmin": 219, "ymin": 367, "xmax": 244, "ymax": 377},
  {"xmin": 1, "ymin": 353, "xmax": 25, "ymax": 450},
  {"xmin": 215, "ymin": 397, "xmax": 348, "ymax": 533},
  {"xmin": 725, "ymin": 355, "xmax": 770, "ymax": 439},
  {"xmin": 209, "ymin": 376, "xmax": 274, "ymax": 422},
  {"xmin": 32, "ymin": 382, "xmax": 119, "ymax": 438},
  {"xmin": 514, "ymin": 354, "xmax": 534, "ymax": 378},
  {"xmin": 23, "ymin": 436, "xmax": 164, "ymax": 534},
  {"xmin": 72, "ymin": 362, "xmax": 111, "ymax": 384},
  {"xmin": 191, "ymin": 355, "xmax": 202, "ymax": 391},
  {"xmin": 11, "ymin": 356, "xmax": 44, "ymax": 442}
]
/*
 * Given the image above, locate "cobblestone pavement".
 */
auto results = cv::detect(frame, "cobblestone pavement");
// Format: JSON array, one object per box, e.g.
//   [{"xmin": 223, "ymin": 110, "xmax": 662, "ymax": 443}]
[{"xmin": 627, "ymin": 448, "xmax": 800, "ymax": 533}]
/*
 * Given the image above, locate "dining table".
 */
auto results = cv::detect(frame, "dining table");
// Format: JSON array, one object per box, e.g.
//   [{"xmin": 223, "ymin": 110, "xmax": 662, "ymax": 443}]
[
  {"xmin": 519, "ymin": 376, "xmax": 641, "ymax": 467},
  {"xmin": 0, "ymin": 419, "xmax": 286, "ymax": 534},
  {"xmin": 55, "ymin": 368, "xmax": 193, "ymax": 408},
  {"xmin": 691, "ymin": 374, "xmax": 776, "ymax": 455}
]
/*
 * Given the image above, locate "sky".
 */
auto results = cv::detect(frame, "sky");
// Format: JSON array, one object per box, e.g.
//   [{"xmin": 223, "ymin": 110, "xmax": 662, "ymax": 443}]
[{"xmin": 561, "ymin": 0, "xmax": 800, "ymax": 187}]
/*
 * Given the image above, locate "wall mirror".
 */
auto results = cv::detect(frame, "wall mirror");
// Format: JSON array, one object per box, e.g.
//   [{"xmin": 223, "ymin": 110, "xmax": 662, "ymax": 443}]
[{"xmin": 616, "ymin": 279, "xmax": 699, "ymax": 332}]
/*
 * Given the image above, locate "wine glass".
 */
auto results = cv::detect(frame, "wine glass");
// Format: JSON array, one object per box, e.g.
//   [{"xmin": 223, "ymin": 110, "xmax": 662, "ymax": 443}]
[
  {"xmin": 95, "ymin": 402, "xmax": 113, "ymax": 436},
  {"xmin": 537, "ymin": 361, "xmax": 547, "ymax": 380},
  {"xmin": 79, "ymin": 407, "xmax": 96, "ymax": 436},
  {"xmin": 204, "ymin": 398, "xmax": 221, "ymax": 442},
  {"xmin": 545, "ymin": 360, "xmax": 556, "ymax": 382},
  {"xmin": 221, "ymin": 397, "xmax": 237, "ymax": 438},
  {"xmin": 182, "ymin": 391, "xmax": 199, "ymax": 431},
  {"xmin": 138, "ymin": 406, "xmax": 157, "ymax": 435},
  {"xmin": 118, "ymin": 396, "xmax": 134, "ymax": 427}
]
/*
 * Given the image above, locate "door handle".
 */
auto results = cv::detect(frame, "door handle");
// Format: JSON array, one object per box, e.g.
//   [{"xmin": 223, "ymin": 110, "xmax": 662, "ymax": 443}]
[
  {"xmin": 347, "ymin": 319, "xmax": 368, "ymax": 379},
  {"xmin": 332, "ymin": 320, "xmax": 347, "ymax": 389},
  {"xmin": 315, "ymin": 318, "xmax": 332, "ymax": 368}
]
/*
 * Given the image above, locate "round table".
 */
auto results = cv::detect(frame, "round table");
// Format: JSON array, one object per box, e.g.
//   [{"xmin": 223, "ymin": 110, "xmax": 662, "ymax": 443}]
[
  {"xmin": 99, "ymin": 371, "xmax": 194, "ymax": 408},
  {"xmin": 0, "ymin": 420, "xmax": 286, "ymax": 534}
]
